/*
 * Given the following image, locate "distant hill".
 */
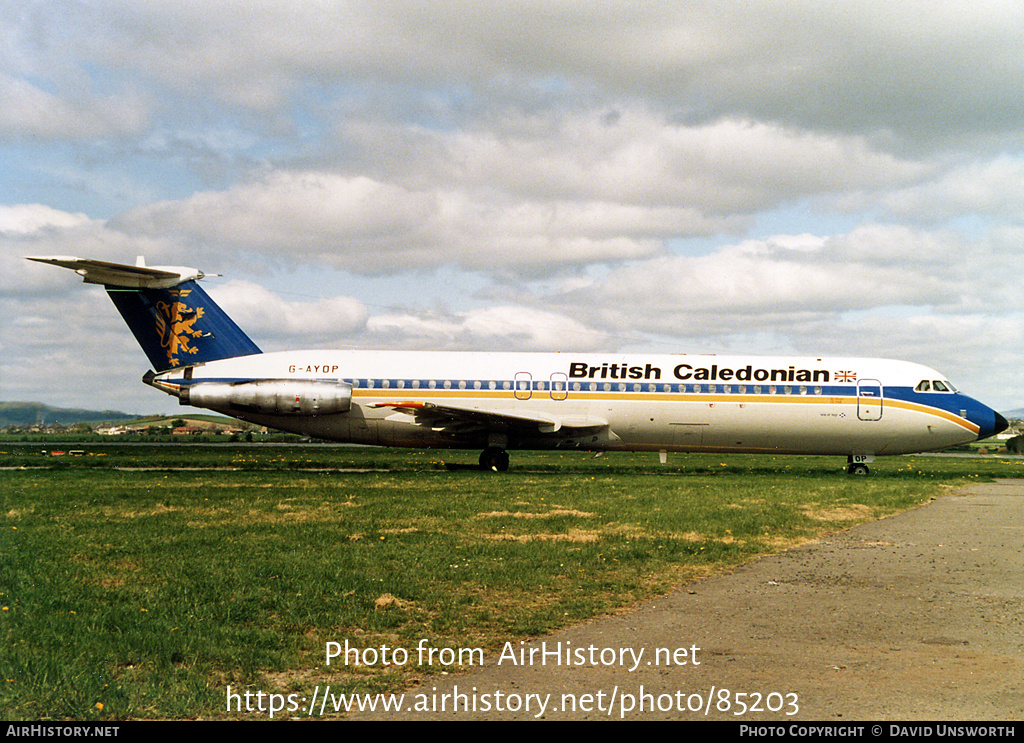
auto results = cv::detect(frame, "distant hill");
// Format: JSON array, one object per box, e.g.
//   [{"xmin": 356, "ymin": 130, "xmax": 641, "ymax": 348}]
[
  {"xmin": 0, "ymin": 402, "xmax": 143, "ymax": 428},
  {"xmin": 1001, "ymin": 408, "xmax": 1024, "ymax": 419}
]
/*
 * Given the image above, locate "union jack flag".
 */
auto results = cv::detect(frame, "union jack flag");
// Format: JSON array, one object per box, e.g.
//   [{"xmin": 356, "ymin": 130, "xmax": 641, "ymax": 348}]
[{"xmin": 835, "ymin": 370, "xmax": 857, "ymax": 382}]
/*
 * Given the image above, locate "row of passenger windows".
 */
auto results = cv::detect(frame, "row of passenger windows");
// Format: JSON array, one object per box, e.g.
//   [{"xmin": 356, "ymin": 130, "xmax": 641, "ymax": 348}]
[{"xmin": 350, "ymin": 379, "xmax": 828, "ymax": 395}]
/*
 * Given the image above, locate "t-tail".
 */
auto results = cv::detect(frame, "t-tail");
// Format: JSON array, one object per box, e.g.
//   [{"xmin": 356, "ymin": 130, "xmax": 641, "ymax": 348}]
[{"xmin": 26, "ymin": 256, "xmax": 261, "ymax": 372}]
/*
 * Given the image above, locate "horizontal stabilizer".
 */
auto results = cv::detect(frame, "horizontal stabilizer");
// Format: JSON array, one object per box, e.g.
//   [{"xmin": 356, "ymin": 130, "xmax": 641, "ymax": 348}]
[
  {"xmin": 26, "ymin": 255, "xmax": 207, "ymax": 289},
  {"xmin": 29, "ymin": 255, "xmax": 259, "ymax": 371}
]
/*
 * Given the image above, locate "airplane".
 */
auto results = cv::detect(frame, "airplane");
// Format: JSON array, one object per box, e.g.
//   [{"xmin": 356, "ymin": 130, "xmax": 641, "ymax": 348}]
[{"xmin": 27, "ymin": 255, "xmax": 1009, "ymax": 474}]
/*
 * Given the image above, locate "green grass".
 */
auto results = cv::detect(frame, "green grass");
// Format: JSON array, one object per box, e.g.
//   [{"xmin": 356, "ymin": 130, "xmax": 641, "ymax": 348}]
[{"xmin": 1, "ymin": 445, "xmax": 1019, "ymax": 719}]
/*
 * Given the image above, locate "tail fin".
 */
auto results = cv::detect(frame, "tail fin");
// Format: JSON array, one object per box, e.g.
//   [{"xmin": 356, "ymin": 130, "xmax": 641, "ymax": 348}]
[
  {"xmin": 105, "ymin": 280, "xmax": 261, "ymax": 371},
  {"xmin": 27, "ymin": 256, "xmax": 261, "ymax": 372}
]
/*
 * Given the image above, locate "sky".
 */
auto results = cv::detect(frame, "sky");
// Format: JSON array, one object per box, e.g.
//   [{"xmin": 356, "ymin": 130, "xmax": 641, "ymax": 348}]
[{"xmin": 2, "ymin": 1, "xmax": 1023, "ymax": 416}]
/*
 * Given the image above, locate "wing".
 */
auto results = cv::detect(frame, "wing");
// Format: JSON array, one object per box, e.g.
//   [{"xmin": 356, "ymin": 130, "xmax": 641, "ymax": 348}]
[{"xmin": 370, "ymin": 400, "xmax": 608, "ymax": 436}]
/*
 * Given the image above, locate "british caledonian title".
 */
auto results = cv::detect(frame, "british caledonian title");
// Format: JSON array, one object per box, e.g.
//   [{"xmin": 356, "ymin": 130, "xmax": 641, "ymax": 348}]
[{"xmin": 568, "ymin": 361, "xmax": 832, "ymax": 383}]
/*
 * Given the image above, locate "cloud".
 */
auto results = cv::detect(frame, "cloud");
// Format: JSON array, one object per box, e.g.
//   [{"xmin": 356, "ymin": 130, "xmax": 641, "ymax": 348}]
[
  {"xmin": 418, "ymin": 111, "xmax": 925, "ymax": 211},
  {"xmin": 0, "ymin": 73, "xmax": 150, "ymax": 141},
  {"xmin": 209, "ymin": 279, "xmax": 368, "ymax": 348},
  {"xmin": 113, "ymin": 173, "xmax": 434, "ymax": 260},
  {"xmin": 550, "ymin": 227, "xmax": 971, "ymax": 337},
  {"xmin": 104, "ymin": 107, "xmax": 930, "ymax": 277},
  {"xmin": 111, "ymin": 172, "xmax": 670, "ymax": 273},
  {"xmin": 365, "ymin": 304, "xmax": 613, "ymax": 351},
  {"xmin": 1, "ymin": 289, "xmax": 148, "ymax": 410},
  {"xmin": 0, "ymin": 204, "xmax": 92, "ymax": 234},
  {"xmin": 874, "ymin": 155, "xmax": 1024, "ymax": 222},
  {"xmin": 10, "ymin": 1, "xmax": 1019, "ymax": 147}
]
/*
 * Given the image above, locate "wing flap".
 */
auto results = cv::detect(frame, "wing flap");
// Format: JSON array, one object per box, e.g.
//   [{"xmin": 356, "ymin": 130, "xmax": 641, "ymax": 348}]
[{"xmin": 372, "ymin": 400, "xmax": 608, "ymax": 434}]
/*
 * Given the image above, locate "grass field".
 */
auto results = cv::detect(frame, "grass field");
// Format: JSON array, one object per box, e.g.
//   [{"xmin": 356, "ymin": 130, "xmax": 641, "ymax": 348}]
[{"xmin": 2, "ymin": 444, "xmax": 1020, "ymax": 720}]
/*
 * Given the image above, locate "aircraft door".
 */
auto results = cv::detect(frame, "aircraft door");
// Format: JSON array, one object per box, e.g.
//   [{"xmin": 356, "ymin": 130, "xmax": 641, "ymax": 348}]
[
  {"xmin": 549, "ymin": 372, "xmax": 567, "ymax": 400},
  {"xmin": 857, "ymin": 379, "xmax": 883, "ymax": 421},
  {"xmin": 514, "ymin": 372, "xmax": 533, "ymax": 400}
]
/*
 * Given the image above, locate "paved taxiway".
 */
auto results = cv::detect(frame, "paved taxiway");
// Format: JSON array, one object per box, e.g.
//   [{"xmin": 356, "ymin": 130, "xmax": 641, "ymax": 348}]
[{"xmin": 356, "ymin": 480, "xmax": 1024, "ymax": 720}]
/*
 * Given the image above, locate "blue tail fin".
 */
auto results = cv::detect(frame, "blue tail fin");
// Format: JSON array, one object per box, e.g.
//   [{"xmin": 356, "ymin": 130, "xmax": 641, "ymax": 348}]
[
  {"xmin": 27, "ymin": 256, "xmax": 261, "ymax": 372},
  {"xmin": 106, "ymin": 281, "xmax": 261, "ymax": 371}
]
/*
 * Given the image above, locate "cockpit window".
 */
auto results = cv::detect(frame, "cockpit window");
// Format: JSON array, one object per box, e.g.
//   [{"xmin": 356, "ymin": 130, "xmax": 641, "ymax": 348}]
[{"xmin": 916, "ymin": 380, "xmax": 956, "ymax": 393}]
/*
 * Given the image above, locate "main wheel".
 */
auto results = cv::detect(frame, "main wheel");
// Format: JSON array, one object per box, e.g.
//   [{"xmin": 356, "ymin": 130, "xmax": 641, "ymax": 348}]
[{"xmin": 479, "ymin": 447, "xmax": 509, "ymax": 472}]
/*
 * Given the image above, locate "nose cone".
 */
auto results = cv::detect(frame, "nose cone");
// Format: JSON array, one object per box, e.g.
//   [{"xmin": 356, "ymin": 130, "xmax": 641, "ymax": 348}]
[
  {"xmin": 962, "ymin": 397, "xmax": 1010, "ymax": 441},
  {"xmin": 993, "ymin": 411, "xmax": 1009, "ymax": 438},
  {"xmin": 975, "ymin": 406, "xmax": 1009, "ymax": 441}
]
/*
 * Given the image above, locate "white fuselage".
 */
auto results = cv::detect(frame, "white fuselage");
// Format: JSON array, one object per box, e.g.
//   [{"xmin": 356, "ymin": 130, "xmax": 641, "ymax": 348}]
[{"xmin": 151, "ymin": 350, "xmax": 994, "ymax": 457}]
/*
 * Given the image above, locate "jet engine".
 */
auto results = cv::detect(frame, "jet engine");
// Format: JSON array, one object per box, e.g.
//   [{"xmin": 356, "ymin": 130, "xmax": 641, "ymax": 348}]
[{"xmin": 180, "ymin": 380, "xmax": 353, "ymax": 415}]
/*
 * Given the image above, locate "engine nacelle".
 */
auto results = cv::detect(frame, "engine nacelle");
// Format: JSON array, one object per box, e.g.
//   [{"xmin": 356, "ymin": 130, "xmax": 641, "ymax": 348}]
[{"xmin": 181, "ymin": 380, "xmax": 353, "ymax": 415}]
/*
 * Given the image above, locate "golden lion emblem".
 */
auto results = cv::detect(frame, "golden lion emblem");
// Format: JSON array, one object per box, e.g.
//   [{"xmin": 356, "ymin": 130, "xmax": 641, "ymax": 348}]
[{"xmin": 154, "ymin": 289, "xmax": 206, "ymax": 367}]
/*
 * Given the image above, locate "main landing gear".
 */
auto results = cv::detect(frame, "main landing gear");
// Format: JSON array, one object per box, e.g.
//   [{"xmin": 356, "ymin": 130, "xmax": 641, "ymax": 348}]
[
  {"xmin": 847, "ymin": 455, "xmax": 872, "ymax": 475},
  {"xmin": 479, "ymin": 447, "xmax": 510, "ymax": 472}
]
